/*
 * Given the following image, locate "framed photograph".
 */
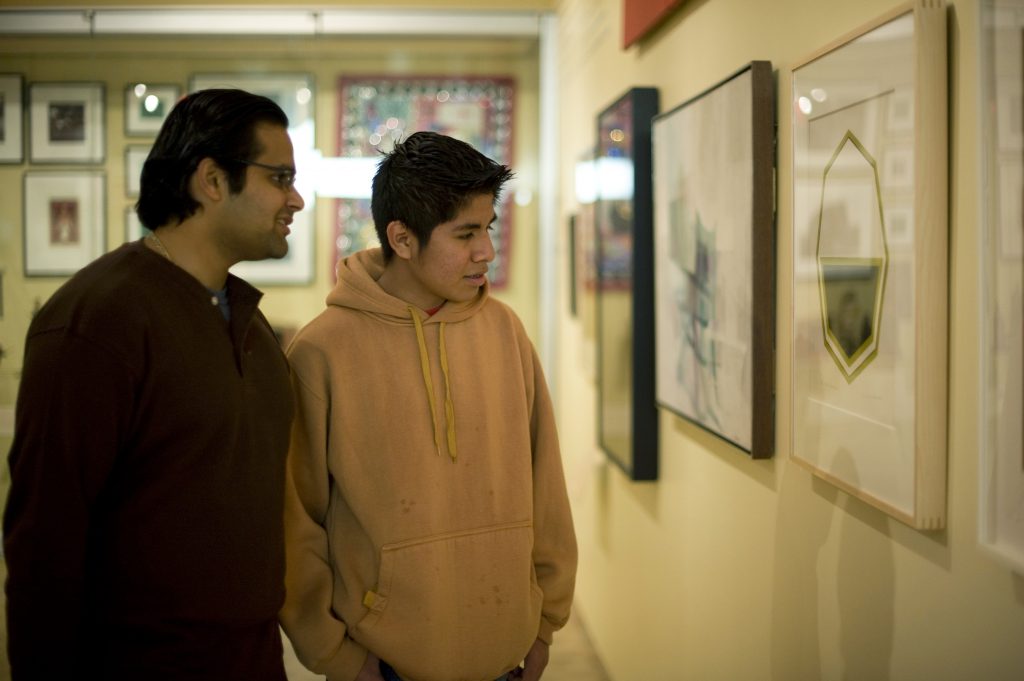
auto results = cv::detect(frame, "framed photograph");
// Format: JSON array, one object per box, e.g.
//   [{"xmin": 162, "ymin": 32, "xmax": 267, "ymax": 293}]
[
  {"xmin": 595, "ymin": 87, "xmax": 659, "ymax": 481},
  {"xmin": 124, "ymin": 83, "xmax": 179, "ymax": 136},
  {"xmin": 334, "ymin": 75, "xmax": 515, "ymax": 288},
  {"xmin": 652, "ymin": 61, "xmax": 775, "ymax": 459},
  {"xmin": 29, "ymin": 82, "xmax": 105, "ymax": 164},
  {"xmin": 24, "ymin": 171, "xmax": 106, "ymax": 276},
  {"xmin": 979, "ymin": 0, "xmax": 1024, "ymax": 574},
  {"xmin": 791, "ymin": 0, "xmax": 947, "ymax": 529},
  {"xmin": 189, "ymin": 73, "xmax": 314, "ymax": 150},
  {"xmin": 229, "ymin": 203, "xmax": 315, "ymax": 285},
  {"xmin": 0, "ymin": 74, "xmax": 24, "ymax": 163},
  {"xmin": 124, "ymin": 205, "xmax": 149, "ymax": 242},
  {"xmin": 125, "ymin": 144, "xmax": 149, "ymax": 197}
]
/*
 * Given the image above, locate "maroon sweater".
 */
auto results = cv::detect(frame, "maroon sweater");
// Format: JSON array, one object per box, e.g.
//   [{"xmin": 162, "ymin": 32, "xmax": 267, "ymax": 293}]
[{"xmin": 3, "ymin": 241, "xmax": 294, "ymax": 679}]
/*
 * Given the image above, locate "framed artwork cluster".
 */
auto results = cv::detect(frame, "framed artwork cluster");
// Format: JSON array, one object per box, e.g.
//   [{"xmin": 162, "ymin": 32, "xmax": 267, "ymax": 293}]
[
  {"xmin": 979, "ymin": 0, "xmax": 1024, "ymax": 574},
  {"xmin": 334, "ymin": 75, "xmax": 516, "ymax": 288}
]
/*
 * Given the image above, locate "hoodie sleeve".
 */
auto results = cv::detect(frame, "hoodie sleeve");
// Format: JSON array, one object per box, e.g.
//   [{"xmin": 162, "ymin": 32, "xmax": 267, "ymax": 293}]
[
  {"xmin": 279, "ymin": 341, "xmax": 368, "ymax": 681},
  {"xmin": 522, "ymin": 336, "xmax": 579, "ymax": 645}
]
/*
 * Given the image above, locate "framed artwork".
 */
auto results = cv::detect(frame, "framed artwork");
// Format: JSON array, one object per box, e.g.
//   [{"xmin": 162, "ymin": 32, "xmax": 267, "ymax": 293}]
[
  {"xmin": 124, "ymin": 206, "xmax": 149, "ymax": 242},
  {"xmin": 0, "ymin": 74, "xmax": 24, "ymax": 163},
  {"xmin": 623, "ymin": 0, "xmax": 685, "ymax": 48},
  {"xmin": 791, "ymin": 0, "xmax": 948, "ymax": 529},
  {"xmin": 595, "ymin": 86, "xmax": 659, "ymax": 481},
  {"xmin": 334, "ymin": 75, "xmax": 515, "ymax": 287},
  {"xmin": 124, "ymin": 83, "xmax": 180, "ymax": 136},
  {"xmin": 124, "ymin": 144, "xmax": 149, "ymax": 197},
  {"xmin": 29, "ymin": 82, "xmax": 105, "ymax": 164},
  {"xmin": 979, "ymin": 0, "xmax": 1024, "ymax": 574},
  {"xmin": 24, "ymin": 171, "xmax": 106, "ymax": 277},
  {"xmin": 229, "ymin": 205, "xmax": 315, "ymax": 285},
  {"xmin": 652, "ymin": 61, "xmax": 775, "ymax": 459},
  {"xmin": 189, "ymin": 73, "xmax": 315, "ymax": 151}
]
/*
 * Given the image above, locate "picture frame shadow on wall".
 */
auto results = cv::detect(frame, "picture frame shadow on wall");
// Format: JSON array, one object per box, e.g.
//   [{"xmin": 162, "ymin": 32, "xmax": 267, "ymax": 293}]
[
  {"xmin": 652, "ymin": 61, "xmax": 776, "ymax": 460},
  {"xmin": 595, "ymin": 86, "xmax": 660, "ymax": 481},
  {"xmin": 23, "ymin": 171, "xmax": 106, "ymax": 277},
  {"xmin": 790, "ymin": 0, "xmax": 948, "ymax": 530},
  {"xmin": 0, "ymin": 74, "xmax": 25, "ymax": 164},
  {"xmin": 978, "ymin": 0, "xmax": 1024, "ymax": 575},
  {"xmin": 124, "ymin": 83, "xmax": 180, "ymax": 137},
  {"xmin": 29, "ymin": 82, "xmax": 105, "ymax": 164}
]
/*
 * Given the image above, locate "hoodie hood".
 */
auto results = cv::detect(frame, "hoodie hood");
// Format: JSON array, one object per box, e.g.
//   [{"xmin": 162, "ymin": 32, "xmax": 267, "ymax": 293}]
[{"xmin": 327, "ymin": 247, "xmax": 489, "ymax": 325}]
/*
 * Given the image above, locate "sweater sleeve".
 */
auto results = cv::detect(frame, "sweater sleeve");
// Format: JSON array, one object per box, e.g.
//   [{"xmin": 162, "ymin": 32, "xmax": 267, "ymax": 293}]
[
  {"xmin": 3, "ymin": 330, "xmax": 133, "ymax": 678},
  {"xmin": 524, "ymin": 342, "xmax": 579, "ymax": 645},
  {"xmin": 279, "ymin": 345, "xmax": 368, "ymax": 681}
]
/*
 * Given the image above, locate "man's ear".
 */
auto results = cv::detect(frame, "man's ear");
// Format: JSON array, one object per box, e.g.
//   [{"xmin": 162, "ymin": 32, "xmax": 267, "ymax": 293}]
[
  {"xmin": 386, "ymin": 220, "xmax": 415, "ymax": 260},
  {"xmin": 194, "ymin": 157, "xmax": 227, "ymax": 202}
]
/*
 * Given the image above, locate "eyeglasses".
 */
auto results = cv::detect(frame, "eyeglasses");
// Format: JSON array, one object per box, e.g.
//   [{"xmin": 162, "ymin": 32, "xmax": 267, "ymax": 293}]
[{"xmin": 232, "ymin": 159, "xmax": 297, "ymax": 191}]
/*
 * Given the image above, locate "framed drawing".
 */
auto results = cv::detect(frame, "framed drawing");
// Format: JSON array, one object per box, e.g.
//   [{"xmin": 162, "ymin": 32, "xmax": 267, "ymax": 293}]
[
  {"xmin": 229, "ymin": 204, "xmax": 315, "ymax": 285},
  {"xmin": 334, "ymin": 75, "xmax": 515, "ymax": 287},
  {"xmin": 595, "ymin": 86, "xmax": 659, "ymax": 481},
  {"xmin": 791, "ymin": 0, "xmax": 947, "ymax": 529},
  {"xmin": 124, "ymin": 205, "xmax": 149, "ymax": 242},
  {"xmin": 189, "ymin": 73, "xmax": 315, "ymax": 151},
  {"xmin": 652, "ymin": 61, "xmax": 775, "ymax": 459},
  {"xmin": 979, "ymin": 0, "xmax": 1024, "ymax": 574},
  {"xmin": 24, "ymin": 171, "xmax": 106, "ymax": 277},
  {"xmin": 124, "ymin": 144, "xmax": 149, "ymax": 197},
  {"xmin": 0, "ymin": 74, "xmax": 24, "ymax": 163},
  {"xmin": 29, "ymin": 82, "xmax": 105, "ymax": 164},
  {"xmin": 124, "ymin": 83, "xmax": 179, "ymax": 136}
]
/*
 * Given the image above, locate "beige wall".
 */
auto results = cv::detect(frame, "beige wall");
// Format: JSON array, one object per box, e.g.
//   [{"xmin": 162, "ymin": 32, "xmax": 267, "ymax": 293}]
[{"xmin": 554, "ymin": 0, "xmax": 1024, "ymax": 679}]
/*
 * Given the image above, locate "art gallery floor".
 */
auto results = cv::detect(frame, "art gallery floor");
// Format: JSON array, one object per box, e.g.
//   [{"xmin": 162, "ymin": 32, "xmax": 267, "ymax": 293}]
[{"xmin": 0, "ymin": 559, "xmax": 610, "ymax": 680}]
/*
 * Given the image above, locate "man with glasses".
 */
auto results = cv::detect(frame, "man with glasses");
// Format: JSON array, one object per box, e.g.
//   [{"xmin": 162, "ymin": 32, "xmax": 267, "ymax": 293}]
[{"xmin": 4, "ymin": 88, "xmax": 304, "ymax": 679}]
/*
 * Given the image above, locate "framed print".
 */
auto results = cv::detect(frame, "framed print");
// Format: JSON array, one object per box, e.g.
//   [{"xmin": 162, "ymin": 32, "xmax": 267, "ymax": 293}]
[
  {"xmin": 24, "ymin": 171, "xmax": 106, "ymax": 277},
  {"xmin": 189, "ymin": 73, "xmax": 314, "ymax": 151},
  {"xmin": 125, "ymin": 83, "xmax": 179, "ymax": 136},
  {"xmin": 0, "ymin": 74, "xmax": 24, "ymax": 163},
  {"xmin": 124, "ymin": 144, "xmax": 149, "ymax": 197},
  {"xmin": 334, "ymin": 75, "xmax": 515, "ymax": 288},
  {"xmin": 653, "ymin": 61, "xmax": 775, "ymax": 459},
  {"xmin": 595, "ymin": 87, "xmax": 659, "ymax": 481},
  {"xmin": 791, "ymin": 0, "xmax": 948, "ymax": 529},
  {"xmin": 29, "ymin": 82, "xmax": 105, "ymax": 164},
  {"xmin": 229, "ymin": 204, "xmax": 315, "ymax": 285},
  {"xmin": 125, "ymin": 206, "xmax": 149, "ymax": 243},
  {"xmin": 979, "ymin": 0, "xmax": 1024, "ymax": 574}
]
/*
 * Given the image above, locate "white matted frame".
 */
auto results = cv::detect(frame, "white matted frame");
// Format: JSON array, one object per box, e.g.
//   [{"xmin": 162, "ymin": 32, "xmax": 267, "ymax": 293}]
[
  {"xmin": 24, "ymin": 171, "xmax": 106, "ymax": 276},
  {"xmin": 124, "ymin": 205, "xmax": 149, "ymax": 243},
  {"xmin": 124, "ymin": 83, "xmax": 179, "ymax": 136},
  {"xmin": 0, "ymin": 74, "xmax": 24, "ymax": 164},
  {"xmin": 29, "ymin": 82, "xmax": 105, "ymax": 164},
  {"xmin": 652, "ymin": 61, "xmax": 776, "ymax": 459},
  {"xmin": 791, "ymin": 0, "xmax": 948, "ymax": 529},
  {"xmin": 125, "ymin": 144, "xmax": 149, "ymax": 197},
  {"xmin": 979, "ymin": 0, "xmax": 1024, "ymax": 574}
]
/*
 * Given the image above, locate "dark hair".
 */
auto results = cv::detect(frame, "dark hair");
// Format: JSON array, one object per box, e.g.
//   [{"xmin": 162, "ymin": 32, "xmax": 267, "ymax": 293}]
[
  {"xmin": 371, "ymin": 131, "xmax": 514, "ymax": 261},
  {"xmin": 135, "ymin": 89, "xmax": 289, "ymax": 230}
]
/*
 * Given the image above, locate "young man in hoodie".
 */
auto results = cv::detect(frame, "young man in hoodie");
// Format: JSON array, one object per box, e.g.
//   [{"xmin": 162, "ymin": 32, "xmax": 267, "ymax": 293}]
[{"xmin": 281, "ymin": 131, "xmax": 577, "ymax": 681}]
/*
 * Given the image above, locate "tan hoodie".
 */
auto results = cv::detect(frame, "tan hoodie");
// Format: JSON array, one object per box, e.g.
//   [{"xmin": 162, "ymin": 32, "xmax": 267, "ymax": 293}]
[{"xmin": 280, "ymin": 248, "xmax": 577, "ymax": 681}]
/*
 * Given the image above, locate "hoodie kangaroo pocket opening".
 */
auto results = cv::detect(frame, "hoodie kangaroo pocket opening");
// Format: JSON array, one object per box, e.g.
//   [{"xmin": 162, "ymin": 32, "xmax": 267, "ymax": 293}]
[{"xmin": 353, "ymin": 520, "xmax": 542, "ymax": 681}]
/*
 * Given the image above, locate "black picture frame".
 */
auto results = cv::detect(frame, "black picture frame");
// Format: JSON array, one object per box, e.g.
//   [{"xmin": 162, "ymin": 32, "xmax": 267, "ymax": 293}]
[{"xmin": 594, "ymin": 86, "xmax": 659, "ymax": 481}]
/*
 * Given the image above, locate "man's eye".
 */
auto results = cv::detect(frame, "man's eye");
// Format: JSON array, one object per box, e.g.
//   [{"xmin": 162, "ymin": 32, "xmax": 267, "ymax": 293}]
[{"xmin": 273, "ymin": 174, "xmax": 294, "ymax": 188}]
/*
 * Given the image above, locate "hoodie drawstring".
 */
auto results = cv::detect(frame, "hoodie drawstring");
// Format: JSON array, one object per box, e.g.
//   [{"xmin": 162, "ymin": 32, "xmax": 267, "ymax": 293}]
[{"xmin": 409, "ymin": 306, "xmax": 457, "ymax": 462}]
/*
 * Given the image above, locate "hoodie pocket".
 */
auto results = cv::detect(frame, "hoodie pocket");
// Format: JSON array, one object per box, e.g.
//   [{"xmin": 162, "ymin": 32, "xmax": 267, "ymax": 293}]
[{"xmin": 353, "ymin": 520, "xmax": 542, "ymax": 681}]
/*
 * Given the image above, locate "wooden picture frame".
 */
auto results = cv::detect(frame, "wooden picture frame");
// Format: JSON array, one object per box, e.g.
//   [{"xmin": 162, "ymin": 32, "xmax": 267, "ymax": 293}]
[
  {"xmin": 979, "ymin": 0, "xmax": 1024, "ymax": 574},
  {"xmin": 622, "ymin": 0, "xmax": 685, "ymax": 48},
  {"xmin": 333, "ymin": 75, "xmax": 516, "ymax": 287},
  {"xmin": 790, "ymin": 0, "xmax": 948, "ymax": 529},
  {"xmin": 29, "ymin": 82, "xmax": 105, "ymax": 164},
  {"xmin": 124, "ymin": 83, "xmax": 180, "ymax": 136},
  {"xmin": 124, "ymin": 144, "xmax": 149, "ymax": 198},
  {"xmin": 595, "ymin": 86, "xmax": 660, "ymax": 481},
  {"xmin": 0, "ymin": 74, "xmax": 24, "ymax": 164},
  {"xmin": 24, "ymin": 171, "xmax": 106, "ymax": 276},
  {"xmin": 653, "ymin": 61, "xmax": 776, "ymax": 459}
]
